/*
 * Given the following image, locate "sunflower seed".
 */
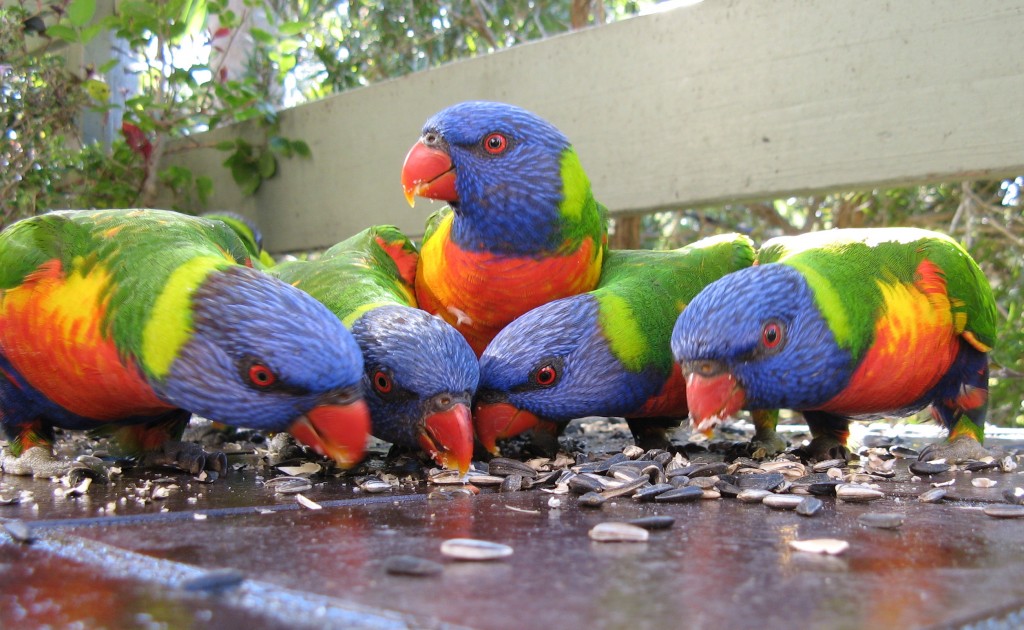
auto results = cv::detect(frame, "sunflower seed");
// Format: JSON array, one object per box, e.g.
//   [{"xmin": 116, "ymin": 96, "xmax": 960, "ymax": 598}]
[
  {"xmin": 628, "ymin": 515, "xmax": 676, "ymax": 530},
  {"xmin": 499, "ymin": 474, "xmax": 523, "ymax": 493},
  {"xmin": 295, "ymin": 493, "xmax": 322, "ymax": 510},
  {"xmin": 984, "ymin": 504, "xmax": 1024, "ymax": 519},
  {"xmin": 812, "ymin": 459, "xmax": 847, "ymax": 473},
  {"xmin": 737, "ymin": 489, "xmax": 772, "ymax": 503},
  {"xmin": 588, "ymin": 522, "xmax": 649, "ymax": 542},
  {"xmin": 738, "ymin": 473, "xmax": 786, "ymax": 491},
  {"xmin": 918, "ymin": 487, "xmax": 947, "ymax": 503},
  {"xmin": 909, "ymin": 461, "xmax": 950, "ymax": 476},
  {"xmin": 486, "ymin": 458, "xmax": 539, "ymax": 477},
  {"xmin": 964, "ymin": 460, "xmax": 999, "ymax": 472},
  {"xmin": 384, "ymin": 555, "xmax": 444, "ymax": 577},
  {"xmin": 568, "ymin": 474, "xmax": 604, "ymax": 495},
  {"xmin": 858, "ymin": 512, "xmax": 905, "ymax": 529},
  {"xmin": 796, "ymin": 497, "xmax": 824, "ymax": 517},
  {"xmin": 441, "ymin": 538, "xmax": 514, "ymax": 560},
  {"xmin": 763, "ymin": 494, "xmax": 804, "ymax": 510},
  {"xmin": 622, "ymin": 445, "xmax": 646, "ymax": 459},
  {"xmin": 633, "ymin": 483, "xmax": 674, "ymax": 501},
  {"xmin": 600, "ymin": 477, "xmax": 650, "ymax": 499},
  {"xmin": 836, "ymin": 484, "xmax": 884, "ymax": 502},
  {"xmin": 789, "ymin": 538, "xmax": 849, "ymax": 555},
  {"xmin": 654, "ymin": 486, "xmax": 704, "ymax": 503},
  {"xmin": 276, "ymin": 462, "xmax": 321, "ymax": 476},
  {"xmin": 578, "ymin": 492, "xmax": 607, "ymax": 508},
  {"xmin": 266, "ymin": 476, "xmax": 312, "ymax": 494}
]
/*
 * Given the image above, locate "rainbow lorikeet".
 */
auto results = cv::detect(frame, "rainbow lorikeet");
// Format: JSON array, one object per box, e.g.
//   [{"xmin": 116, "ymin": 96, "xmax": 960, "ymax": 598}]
[
  {"xmin": 0, "ymin": 209, "xmax": 370, "ymax": 477},
  {"xmin": 269, "ymin": 226, "xmax": 478, "ymax": 473},
  {"xmin": 401, "ymin": 101, "xmax": 608, "ymax": 356},
  {"xmin": 474, "ymin": 233, "xmax": 756, "ymax": 456},
  {"xmin": 671, "ymin": 227, "xmax": 997, "ymax": 463}
]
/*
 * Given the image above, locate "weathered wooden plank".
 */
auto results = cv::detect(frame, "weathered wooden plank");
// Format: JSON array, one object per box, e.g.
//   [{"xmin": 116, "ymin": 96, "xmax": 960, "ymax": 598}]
[{"xmin": 162, "ymin": 0, "xmax": 1024, "ymax": 252}]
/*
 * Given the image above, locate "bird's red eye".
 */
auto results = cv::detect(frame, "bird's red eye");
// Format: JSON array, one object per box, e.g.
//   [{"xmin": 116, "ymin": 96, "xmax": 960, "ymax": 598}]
[
  {"xmin": 373, "ymin": 370, "xmax": 393, "ymax": 394},
  {"xmin": 762, "ymin": 322, "xmax": 783, "ymax": 349},
  {"xmin": 534, "ymin": 365, "xmax": 558, "ymax": 387},
  {"xmin": 248, "ymin": 364, "xmax": 276, "ymax": 387},
  {"xmin": 483, "ymin": 133, "xmax": 508, "ymax": 154}
]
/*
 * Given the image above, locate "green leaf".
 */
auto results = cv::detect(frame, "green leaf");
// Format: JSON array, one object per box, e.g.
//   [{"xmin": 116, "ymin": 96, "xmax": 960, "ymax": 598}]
[
  {"xmin": 278, "ymin": 20, "xmax": 312, "ymax": 37},
  {"xmin": 250, "ymin": 27, "xmax": 275, "ymax": 45},
  {"xmin": 67, "ymin": 0, "xmax": 97, "ymax": 27},
  {"xmin": 79, "ymin": 23, "xmax": 105, "ymax": 44},
  {"xmin": 258, "ymin": 151, "xmax": 277, "ymax": 179},
  {"xmin": 291, "ymin": 140, "xmax": 311, "ymax": 158},
  {"xmin": 45, "ymin": 24, "xmax": 79, "ymax": 43},
  {"xmin": 196, "ymin": 175, "xmax": 213, "ymax": 204},
  {"xmin": 215, "ymin": 140, "xmax": 237, "ymax": 151}
]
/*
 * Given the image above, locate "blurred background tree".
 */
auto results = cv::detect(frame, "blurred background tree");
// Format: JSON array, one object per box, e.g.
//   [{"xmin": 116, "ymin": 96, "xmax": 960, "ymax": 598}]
[{"xmin": 1, "ymin": 0, "xmax": 1020, "ymax": 424}]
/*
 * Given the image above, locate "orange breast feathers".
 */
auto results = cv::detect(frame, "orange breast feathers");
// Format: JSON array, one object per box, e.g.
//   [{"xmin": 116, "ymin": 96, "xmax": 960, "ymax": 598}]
[
  {"xmin": 819, "ymin": 260, "xmax": 960, "ymax": 414},
  {"xmin": 416, "ymin": 218, "xmax": 603, "ymax": 356},
  {"xmin": 0, "ymin": 259, "xmax": 175, "ymax": 420}
]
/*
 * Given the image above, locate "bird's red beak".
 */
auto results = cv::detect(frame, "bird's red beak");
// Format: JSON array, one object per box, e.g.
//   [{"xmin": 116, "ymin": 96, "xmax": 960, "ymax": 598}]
[
  {"xmin": 289, "ymin": 400, "xmax": 371, "ymax": 468},
  {"xmin": 401, "ymin": 141, "xmax": 457, "ymax": 207},
  {"xmin": 473, "ymin": 402, "xmax": 541, "ymax": 455},
  {"xmin": 685, "ymin": 372, "xmax": 746, "ymax": 436},
  {"xmin": 418, "ymin": 403, "xmax": 474, "ymax": 475}
]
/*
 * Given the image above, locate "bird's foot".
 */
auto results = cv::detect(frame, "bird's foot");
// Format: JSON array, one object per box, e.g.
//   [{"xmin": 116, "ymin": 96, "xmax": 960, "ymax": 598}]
[
  {"xmin": 795, "ymin": 436, "xmax": 850, "ymax": 463},
  {"xmin": 1, "ymin": 446, "xmax": 73, "ymax": 478},
  {"xmin": 142, "ymin": 441, "xmax": 228, "ymax": 476},
  {"xmin": 918, "ymin": 435, "xmax": 996, "ymax": 464},
  {"xmin": 743, "ymin": 431, "xmax": 790, "ymax": 460}
]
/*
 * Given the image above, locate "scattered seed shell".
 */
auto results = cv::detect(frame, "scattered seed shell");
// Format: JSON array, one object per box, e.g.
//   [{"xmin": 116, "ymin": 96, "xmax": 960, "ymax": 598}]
[
  {"xmin": 182, "ymin": 569, "xmax": 245, "ymax": 593},
  {"xmin": 763, "ymin": 494, "xmax": 804, "ymax": 510},
  {"xmin": 295, "ymin": 493, "xmax": 322, "ymax": 510},
  {"xmin": 654, "ymin": 485, "xmax": 704, "ymax": 503},
  {"xmin": 971, "ymin": 478, "xmax": 997, "ymax": 488},
  {"xmin": 3, "ymin": 520, "xmax": 34, "ymax": 544},
  {"xmin": 858, "ymin": 512, "xmax": 905, "ymax": 529},
  {"xmin": 796, "ymin": 497, "xmax": 824, "ymax": 517},
  {"xmin": 276, "ymin": 462, "xmax": 321, "ymax": 476},
  {"xmin": 628, "ymin": 515, "xmax": 675, "ymax": 530},
  {"xmin": 588, "ymin": 522, "xmax": 650, "ymax": 542},
  {"xmin": 789, "ymin": 538, "xmax": 849, "ymax": 555},
  {"xmin": 984, "ymin": 505, "xmax": 1024, "ymax": 519},
  {"xmin": 836, "ymin": 484, "xmax": 884, "ymax": 502},
  {"xmin": 440, "ymin": 538, "xmax": 514, "ymax": 560},
  {"xmin": 737, "ymin": 489, "xmax": 772, "ymax": 504},
  {"xmin": 918, "ymin": 487, "xmax": 947, "ymax": 503},
  {"xmin": 578, "ymin": 491, "xmax": 607, "ymax": 508}
]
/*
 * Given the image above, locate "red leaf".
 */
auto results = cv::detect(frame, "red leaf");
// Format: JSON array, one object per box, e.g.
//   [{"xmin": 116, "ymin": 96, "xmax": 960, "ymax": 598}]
[{"xmin": 121, "ymin": 122, "xmax": 152, "ymax": 162}]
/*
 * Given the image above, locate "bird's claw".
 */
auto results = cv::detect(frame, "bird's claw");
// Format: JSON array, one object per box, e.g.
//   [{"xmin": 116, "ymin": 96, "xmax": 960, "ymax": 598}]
[
  {"xmin": 795, "ymin": 436, "xmax": 850, "ymax": 463},
  {"xmin": 143, "ymin": 441, "xmax": 227, "ymax": 477},
  {"xmin": 918, "ymin": 435, "xmax": 996, "ymax": 464},
  {"xmin": 1, "ymin": 446, "xmax": 73, "ymax": 478}
]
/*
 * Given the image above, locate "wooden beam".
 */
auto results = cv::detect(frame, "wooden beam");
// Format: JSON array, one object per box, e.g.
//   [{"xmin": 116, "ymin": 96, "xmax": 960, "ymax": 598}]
[{"xmin": 162, "ymin": 0, "xmax": 1024, "ymax": 252}]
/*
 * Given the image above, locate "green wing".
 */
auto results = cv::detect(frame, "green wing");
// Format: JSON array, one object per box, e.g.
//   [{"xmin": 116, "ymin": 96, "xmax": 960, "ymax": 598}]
[
  {"xmin": 594, "ymin": 232, "xmax": 756, "ymax": 372},
  {"xmin": 271, "ymin": 226, "xmax": 417, "ymax": 326},
  {"xmin": 202, "ymin": 211, "xmax": 276, "ymax": 268},
  {"xmin": 760, "ymin": 227, "xmax": 996, "ymax": 357},
  {"xmin": 0, "ymin": 209, "xmax": 253, "ymax": 362}
]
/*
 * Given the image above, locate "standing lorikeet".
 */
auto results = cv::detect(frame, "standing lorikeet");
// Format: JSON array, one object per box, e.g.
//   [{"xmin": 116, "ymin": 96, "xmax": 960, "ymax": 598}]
[
  {"xmin": 474, "ymin": 233, "xmax": 756, "ymax": 456},
  {"xmin": 268, "ymin": 226, "xmax": 478, "ymax": 474},
  {"xmin": 401, "ymin": 101, "xmax": 609, "ymax": 356},
  {"xmin": 0, "ymin": 209, "xmax": 371, "ymax": 477},
  {"xmin": 671, "ymin": 227, "xmax": 997, "ymax": 463}
]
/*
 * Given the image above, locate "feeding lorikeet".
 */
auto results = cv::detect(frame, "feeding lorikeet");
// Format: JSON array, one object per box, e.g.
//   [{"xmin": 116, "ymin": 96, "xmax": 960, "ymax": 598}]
[
  {"xmin": 269, "ymin": 226, "xmax": 478, "ymax": 473},
  {"xmin": 474, "ymin": 233, "xmax": 756, "ymax": 456},
  {"xmin": 401, "ymin": 101, "xmax": 609, "ymax": 356},
  {"xmin": 671, "ymin": 227, "xmax": 997, "ymax": 463},
  {"xmin": 0, "ymin": 209, "xmax": 371, "ymax": 477}
]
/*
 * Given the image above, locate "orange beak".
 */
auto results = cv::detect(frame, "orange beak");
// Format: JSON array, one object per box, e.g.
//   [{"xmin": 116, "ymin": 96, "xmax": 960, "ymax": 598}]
[
  {"xmin": 417, "ymin": 403, "xmax": 474, "ymax": 475},
  {"xmin": 684, "ymin": 372, "xmax": 746, "ymax": 436},
  {"xmin": 289, "ymin": 399, "xmax": 371, "ymax": 468},
  {"xmin": 473, "ymin": 402, "xmax": 541, "ymax": 455},
  {"xmin": 401, "ymin": 141, "xmax": 457, "ymax": 207}
]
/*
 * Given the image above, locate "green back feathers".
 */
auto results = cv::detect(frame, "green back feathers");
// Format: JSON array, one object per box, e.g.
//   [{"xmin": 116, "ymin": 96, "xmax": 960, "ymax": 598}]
[
  {"xmin": 595, "ymin": 233, "xmax": 755, "ymax": 372},
  {"xmin": 0, "ymin": 209, "xmax": 252, "ymax": 378},
  {"xmin": 271, "ymin": 226, "xmax": 418, "ymax": 327},
  {"xmin": 202, "ymin": 211, "xmax": 277, "ymax": 268},
  {"xmin": 759, "ymin": 227, "xmax": 997, "ymax": 357}
]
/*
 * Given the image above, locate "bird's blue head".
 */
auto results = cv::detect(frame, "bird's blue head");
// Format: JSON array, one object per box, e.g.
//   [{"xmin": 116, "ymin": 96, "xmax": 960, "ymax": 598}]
[
  {"xmin": 158, "ymin": 266, "xmax": 371, "ymax": 467},
  {"xmin": 670, "ymin": 264, "xmax": 852, "ymax": 431},
  {"xmin": 402, "ymin": 101, "xmax": 585, "ymax": 255},
  {"xmin": 351, "ymin": 304, "xmax": 478, "ymax": 473},
  {"xmin": 475, "ymin": 295, "xmax": 661, "ymax": 453}
]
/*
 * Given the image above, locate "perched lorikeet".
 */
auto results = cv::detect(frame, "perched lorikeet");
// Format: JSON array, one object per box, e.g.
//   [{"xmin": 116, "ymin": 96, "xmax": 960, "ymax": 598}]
[
  {"xmin": 0, "ymin": 209, "xmax": 371, "ymax": 477},
  {"xmin": 401, "ymin": 101, "xmax": 609, "ymax": 356},
  {"xmin": 671, "ymin": 227, "xmax": 997, "ymax": 463},
  {"xmin": 474, "ymin": 233, "xmax": 756, "ymax": 456},
  {"xmin": 268, "ymin": 226, "xmax": 478, "ymax": 473}
]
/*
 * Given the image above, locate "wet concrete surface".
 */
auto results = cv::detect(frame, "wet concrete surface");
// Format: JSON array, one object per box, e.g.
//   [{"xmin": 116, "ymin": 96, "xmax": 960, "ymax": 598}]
[{"xmin": 4, "ymin": 429, "xmax": 1024, "ymax": 629}]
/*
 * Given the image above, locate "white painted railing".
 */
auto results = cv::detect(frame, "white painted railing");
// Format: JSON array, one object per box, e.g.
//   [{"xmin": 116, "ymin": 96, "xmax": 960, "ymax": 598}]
[{"xmin": 163, "ymin": 0, "xmax": 1024, "ymax": 253}]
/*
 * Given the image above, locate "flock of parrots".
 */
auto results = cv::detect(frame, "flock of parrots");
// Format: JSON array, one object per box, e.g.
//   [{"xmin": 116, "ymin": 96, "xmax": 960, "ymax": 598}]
[{"xmin": 0, "ymin": 101, "xmax": 998, "ymax": 479}]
